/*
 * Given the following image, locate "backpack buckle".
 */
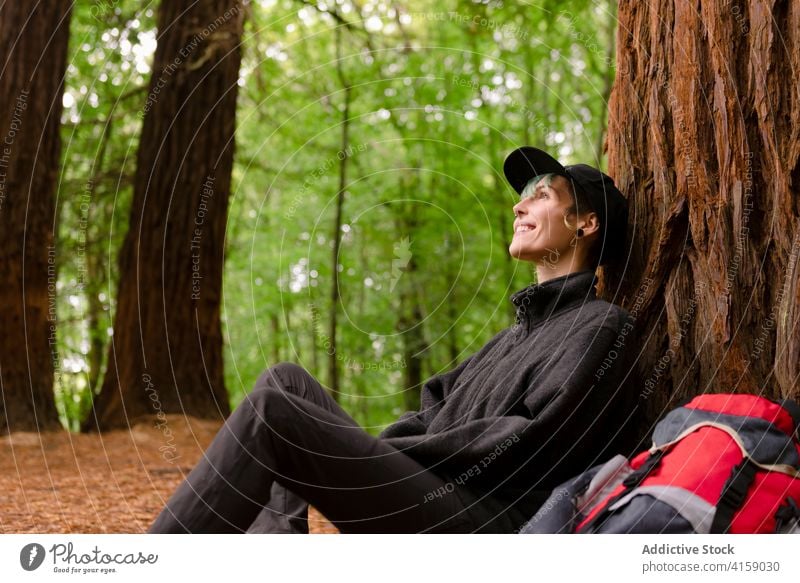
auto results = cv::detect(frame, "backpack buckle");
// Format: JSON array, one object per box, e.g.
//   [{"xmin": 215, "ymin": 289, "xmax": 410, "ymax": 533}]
[
  {"xmin": 774, "ymin": 497, "xmax": 800, "ymax": 533},
  {"xmin": 622, "ymin": 450, "xmax": 664, "ymax": 489}
]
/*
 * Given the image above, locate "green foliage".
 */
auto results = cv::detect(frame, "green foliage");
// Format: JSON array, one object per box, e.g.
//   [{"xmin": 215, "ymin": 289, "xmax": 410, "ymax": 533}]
[{"xmin": 54, "ymin": 0, "xmax": 617, "ymax": 433}]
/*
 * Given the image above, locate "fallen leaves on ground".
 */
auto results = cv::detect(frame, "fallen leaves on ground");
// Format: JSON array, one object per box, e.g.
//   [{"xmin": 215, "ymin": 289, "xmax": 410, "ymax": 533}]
[{"xmin": 0, "ymin": 415, "xmax": 338, "ymax": 534}]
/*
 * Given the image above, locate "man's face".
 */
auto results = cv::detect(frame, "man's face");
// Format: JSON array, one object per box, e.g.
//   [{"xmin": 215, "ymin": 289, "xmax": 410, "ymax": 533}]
[{"xmin": 508, "ymin": 174, "xmax": 576, "ymax": 263}]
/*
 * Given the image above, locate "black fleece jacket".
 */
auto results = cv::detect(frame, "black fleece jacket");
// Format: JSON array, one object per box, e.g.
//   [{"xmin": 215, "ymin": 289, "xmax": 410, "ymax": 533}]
[{"xmin": 378, "ymin": 269, "xmax": 638, "ymax": 520}]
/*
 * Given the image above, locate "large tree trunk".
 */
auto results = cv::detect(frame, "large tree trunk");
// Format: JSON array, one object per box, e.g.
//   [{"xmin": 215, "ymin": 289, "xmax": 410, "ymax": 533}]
[
  {"xmin": 83, "ymin": 0, "xmax": 244, "ymax": 431},
  {"xmin": 602, "ymin": 0, "xmax": 800, "ymax": 440},
  {"xmin": 0, "ymin": 2, "xmax": 73, "ymax": 433}
]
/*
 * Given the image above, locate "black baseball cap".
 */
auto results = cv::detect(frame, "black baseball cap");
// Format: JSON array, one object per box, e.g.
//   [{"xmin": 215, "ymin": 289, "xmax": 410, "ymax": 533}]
[{"xmin": 503, "ymin": 146, "xmax": 628, "ymax": 266}]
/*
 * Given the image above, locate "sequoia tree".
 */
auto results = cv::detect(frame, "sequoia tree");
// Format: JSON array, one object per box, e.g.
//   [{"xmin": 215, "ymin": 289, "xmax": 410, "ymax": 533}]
[
  {"xmin": 0, "ymin": 2, "xmax": 73, "ymax": 433},
  {"xmin": 83, "ymin": 0, "xmax": 244, "ymax": 431},
  {"xmin": 601, "ymin": 0, "xmax": 800, "ymax": 438}
]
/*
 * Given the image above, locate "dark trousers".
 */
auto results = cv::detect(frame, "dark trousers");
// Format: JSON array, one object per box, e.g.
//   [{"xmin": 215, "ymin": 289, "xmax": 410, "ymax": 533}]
[{"xmin": 147, "ymin": 362, "xmax": 526, "ymax": 533}]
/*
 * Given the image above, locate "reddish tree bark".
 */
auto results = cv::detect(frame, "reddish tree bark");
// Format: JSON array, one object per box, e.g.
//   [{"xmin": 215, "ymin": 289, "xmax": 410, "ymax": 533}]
[
  {"xmin": 83, "ymin": 0, "xmax": 244, "ymax": 431},
  {"xmin": 601, "ymin": 0, "xmax": 800, "ymax": 438},
  {"xmin": 0, "ymin": 1, "xmax": 73, "ymax": 433}
]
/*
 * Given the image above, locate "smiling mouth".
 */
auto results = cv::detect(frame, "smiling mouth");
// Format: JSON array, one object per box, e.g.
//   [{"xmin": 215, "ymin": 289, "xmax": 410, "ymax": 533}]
[{"xmin": 514, "ymin": 226, "xmax": 536, "ymax": 236}]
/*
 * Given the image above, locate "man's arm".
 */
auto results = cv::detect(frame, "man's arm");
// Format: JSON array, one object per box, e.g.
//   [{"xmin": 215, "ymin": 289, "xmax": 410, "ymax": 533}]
[
  {"xmin": 377, "ymin": 327, "xmax": 513, "ymax": 439},
  {"xmin": 377, "ymin": 353, "xmax": 477, "ymax": 439},
  {"xmin": 380, "ymin": 321, "xmax": 636, "ymax": 488}
]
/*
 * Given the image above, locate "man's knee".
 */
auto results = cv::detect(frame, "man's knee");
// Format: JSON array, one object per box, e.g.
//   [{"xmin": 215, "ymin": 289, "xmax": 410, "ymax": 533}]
[
  {"xmin": 254, "ymin": 362, "xmax": 310, "ymax": 396},
  {"xmin": 241, "ymin": 386, "xmax": 295, "ymax": 424}
]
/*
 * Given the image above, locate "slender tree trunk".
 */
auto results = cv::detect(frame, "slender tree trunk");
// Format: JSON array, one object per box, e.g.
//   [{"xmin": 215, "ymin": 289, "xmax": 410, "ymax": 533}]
[
  {"xmin": 327, "ymin": 25, "xmax": 352, "ymax": 404},
  {"xmin": 603, "ymin": 0, "xmax": 800, "ymax": 441},
  {"xmin": 309, "ymin": 303, "xmax": 320, "ymax": 374},
  {"xmin": 444, "ymin": 281, "xmax": 460, "ymax": 365},
  {"xmin": 0, "ymin": 1, "xmax": 73, "ymax": 433},
  {"xmin": 84, "ymin": 119, "xmax": 115, "ymax": 397},
  {"xmin": 440, "ymin": 243, "xmax": 461, "ymax": 365},
  {"xmin": 83, "ymin": 0, "xmax": 244, "ymax": 431},
  {"xmin": 270, "ymin": 313, "xmax": 281, "ymax": 364},
  {"xmin": 394, "ymin": 209, "xmax": 424, "ymax": 414},
  {"xmin": 86, "ymin": 252, "xmax": 106, "ymax": 395},
  {"xmin": 522, "ymin": 39, "xmax": 536, "ymax": 147},
  {"xmin": 283, "ymin": 302, "xmax": 293, "ymax": 365}
]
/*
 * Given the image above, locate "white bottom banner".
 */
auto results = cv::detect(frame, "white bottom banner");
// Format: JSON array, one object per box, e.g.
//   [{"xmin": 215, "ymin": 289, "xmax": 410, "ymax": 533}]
[{"xmin": 1, "ymin": 534, "xmax": 797, "ymax": 582}]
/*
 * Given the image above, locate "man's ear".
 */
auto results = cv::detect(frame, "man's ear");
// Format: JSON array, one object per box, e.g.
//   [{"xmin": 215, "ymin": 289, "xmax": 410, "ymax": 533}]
[{"xmin": 578, "ymin": 212, "xmax": 600, "ymax": 237}]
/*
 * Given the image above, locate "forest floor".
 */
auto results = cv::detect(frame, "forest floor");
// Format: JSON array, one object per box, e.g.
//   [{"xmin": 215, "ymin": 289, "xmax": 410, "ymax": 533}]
[{"xmin": 0, "ymin": 414, "xmax": 339, "ymax": 534}]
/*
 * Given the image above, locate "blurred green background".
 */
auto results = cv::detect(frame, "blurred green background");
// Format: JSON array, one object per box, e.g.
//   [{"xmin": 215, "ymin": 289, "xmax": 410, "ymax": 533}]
[{"xmin": 53, "ymin": 0, "xmax": 617, "ymax": 433}]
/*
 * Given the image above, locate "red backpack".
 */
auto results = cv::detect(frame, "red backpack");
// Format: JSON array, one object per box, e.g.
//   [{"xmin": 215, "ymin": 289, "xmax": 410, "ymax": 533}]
[{"xmin": 521, "ymin": 393, "xmax": 800, "ymax": 534}]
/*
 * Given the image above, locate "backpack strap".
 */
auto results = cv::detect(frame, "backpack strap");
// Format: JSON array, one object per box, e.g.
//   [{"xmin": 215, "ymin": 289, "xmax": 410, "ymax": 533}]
[
  {"xmin": 710, "ymin": 457, "xmax": 758, "ymax": 533},
  {"xmin": 777, "ymin": 399, "xmax": 800, "ymax": 434}
]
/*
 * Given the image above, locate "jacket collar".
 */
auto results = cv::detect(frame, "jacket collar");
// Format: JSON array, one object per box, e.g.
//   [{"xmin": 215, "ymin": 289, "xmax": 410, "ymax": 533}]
[{"xmin": 510, "ymin": 269, "xmax": 598, "ymax": 333}]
